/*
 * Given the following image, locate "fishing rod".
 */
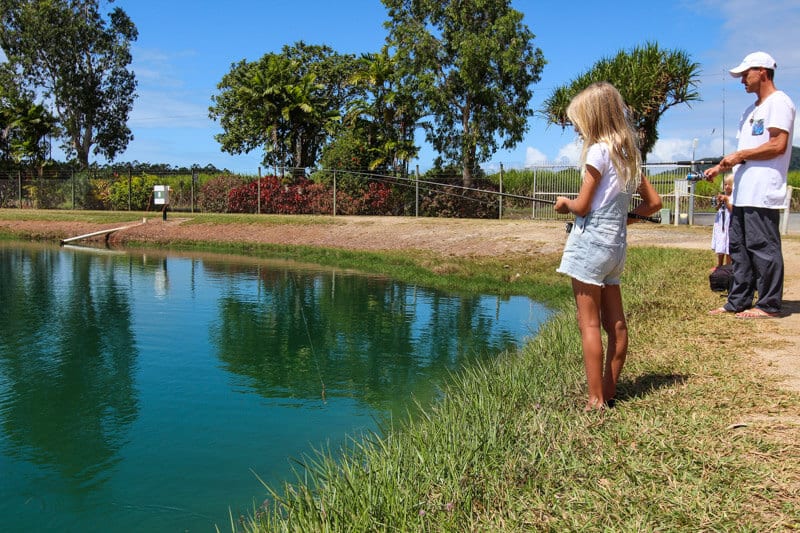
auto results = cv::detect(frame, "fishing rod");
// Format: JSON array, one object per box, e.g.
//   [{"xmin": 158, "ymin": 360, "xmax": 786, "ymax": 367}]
[{"xmin": 518, "ymin": 194, "xmax": 662, "ymax": 225}]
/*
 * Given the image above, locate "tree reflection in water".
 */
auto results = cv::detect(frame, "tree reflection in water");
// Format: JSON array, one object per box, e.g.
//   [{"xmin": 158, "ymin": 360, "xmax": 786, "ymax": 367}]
[{"xmin": 0, "ymin": 243, "xmax": 548, "ymax": 532}]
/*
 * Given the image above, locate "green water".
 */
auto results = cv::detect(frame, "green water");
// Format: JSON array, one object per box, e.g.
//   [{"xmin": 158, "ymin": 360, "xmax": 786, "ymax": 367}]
[{"xmin": 0, "ymin": 242, "xmax": 549, "ymax": 532}]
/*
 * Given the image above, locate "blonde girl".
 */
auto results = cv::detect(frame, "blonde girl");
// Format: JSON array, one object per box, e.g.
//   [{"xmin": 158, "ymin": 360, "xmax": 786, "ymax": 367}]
[{"xmin": 554, "ymin": 82, "xmax": 662, "ymax": 411}]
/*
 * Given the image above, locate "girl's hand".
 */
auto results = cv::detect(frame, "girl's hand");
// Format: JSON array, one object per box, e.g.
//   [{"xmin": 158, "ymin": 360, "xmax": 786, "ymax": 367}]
[{"xmin": 554, "ymin": 196, "xmax": 571, "ymax": 214}]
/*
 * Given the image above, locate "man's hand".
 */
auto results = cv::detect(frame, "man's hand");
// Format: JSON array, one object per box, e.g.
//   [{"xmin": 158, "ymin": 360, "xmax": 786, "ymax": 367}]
[{"xmin": 704, "ymin": 165, "xmax": 721, "ymax": 181}]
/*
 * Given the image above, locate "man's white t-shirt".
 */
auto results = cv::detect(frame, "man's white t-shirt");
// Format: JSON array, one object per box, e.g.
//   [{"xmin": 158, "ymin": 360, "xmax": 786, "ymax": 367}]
[{"xmin": 732, "ymin": 90, "xmax": 796, "ymax": 208}]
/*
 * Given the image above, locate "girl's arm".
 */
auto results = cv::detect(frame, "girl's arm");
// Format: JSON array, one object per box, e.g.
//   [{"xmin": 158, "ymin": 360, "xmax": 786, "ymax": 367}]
[
  {"xmin": 554, "ymin": 164, "xmax": 601, "ymax": 217},
  {"xmin": 628, "ymin": 175, "xmax": 662, "ymax": 223}
]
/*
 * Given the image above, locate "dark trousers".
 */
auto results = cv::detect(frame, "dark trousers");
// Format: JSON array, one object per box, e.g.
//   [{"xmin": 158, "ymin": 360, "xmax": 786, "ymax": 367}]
[{"xmin": 725, "ymin": 206, "xmax": 784, "ymax": 313}]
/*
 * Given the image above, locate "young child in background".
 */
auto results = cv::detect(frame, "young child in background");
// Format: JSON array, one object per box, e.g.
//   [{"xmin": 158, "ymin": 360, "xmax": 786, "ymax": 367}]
[
  {"xmin": 711, "ymin": 175, "xmax": 734, "ymax": 271},
  {"xmin": 554, "ymin": 82, "xmax": 662, "ymax": 411}
]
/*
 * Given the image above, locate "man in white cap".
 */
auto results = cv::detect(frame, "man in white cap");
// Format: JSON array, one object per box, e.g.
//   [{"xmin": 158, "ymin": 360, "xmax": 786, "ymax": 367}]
[{"xmin": 705, "ymin": 52, "xmax": 795, "ymax": 318}]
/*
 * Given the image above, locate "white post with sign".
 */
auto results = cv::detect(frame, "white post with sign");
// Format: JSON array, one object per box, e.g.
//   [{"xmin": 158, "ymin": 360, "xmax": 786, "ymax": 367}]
[{"xmin": 154, "ymin": 185, "xmax": 169, "ymax": 220}]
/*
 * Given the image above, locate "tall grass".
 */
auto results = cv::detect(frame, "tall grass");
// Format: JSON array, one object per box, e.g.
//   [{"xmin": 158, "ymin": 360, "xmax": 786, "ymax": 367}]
[{"xmin": 235, "ymin": 245, "xmax": 799, "ymax": 532}]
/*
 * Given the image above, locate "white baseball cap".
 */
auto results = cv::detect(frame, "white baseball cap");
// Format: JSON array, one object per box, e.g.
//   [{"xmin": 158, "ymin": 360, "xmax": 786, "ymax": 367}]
[{"xmin": 729, "ymin": 52, "xmax": 777, "ymax": 78}]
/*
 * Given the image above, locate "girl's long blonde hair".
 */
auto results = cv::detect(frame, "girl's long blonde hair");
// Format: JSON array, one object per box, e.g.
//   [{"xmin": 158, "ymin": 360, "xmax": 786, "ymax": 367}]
[{"xmin": 567, "ymin": 82, "xmax": 642, "ymax": 191}]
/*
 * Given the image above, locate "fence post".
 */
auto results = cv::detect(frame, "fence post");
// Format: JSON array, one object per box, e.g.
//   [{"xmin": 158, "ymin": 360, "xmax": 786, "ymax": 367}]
[
  {"xmin": 499, "ymin": 163, "xmax": 504, "ymax": 220},
  {"xmin": 128, "ymin": 164, "xmax": 132, "ymax": 211},
  {"xmin": 17, "ymin": 170, "xmax": 21, "ymax": 208},
  {"xmin": 415, "ymin": 165, "xmax": 420, "ymax": 217},
  {"xmin": 257, "ymin": 167, "xmax": 261, "ymax": 215},
  {"xmin": 71, "ymin": 168, "xmax": 75, "ymax": 209},
  {"xmin": 531, "ymin": 167, "xmax": 537, "ymax": 219},
  {"xmin": 674, "ymin": 186, "xmax": 680, "ymax": 226},
  {"xmin": 332, "ymin": 170, "xmax": 337, "ymax": 217},
  {"xmin": 780, "ymin": 185, "xmax": 793, "ymax": 235},
  {"xmin": 191, "ymin": 168, "xmax": 196, "ymax": 213}
]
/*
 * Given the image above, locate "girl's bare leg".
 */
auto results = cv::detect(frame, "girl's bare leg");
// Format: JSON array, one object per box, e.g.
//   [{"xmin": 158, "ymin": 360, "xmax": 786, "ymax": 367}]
[
  {"xmin": 571, "ymin": 279, "xmax": 604, "ymax": 410},
  {"xmin": 600, "ymin": 284, "xmax": 628, "ymax": 403}
]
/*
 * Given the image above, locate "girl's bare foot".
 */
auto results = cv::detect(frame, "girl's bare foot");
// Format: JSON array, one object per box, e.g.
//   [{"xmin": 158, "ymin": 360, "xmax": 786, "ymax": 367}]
[{"xmin": 584, "ymin": 397, "xmax": 605, "ymax": 411}]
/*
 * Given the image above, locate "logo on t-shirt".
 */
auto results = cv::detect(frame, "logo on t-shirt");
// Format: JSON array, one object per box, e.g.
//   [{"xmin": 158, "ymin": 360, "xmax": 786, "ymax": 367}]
[{"xmin": 751, "ymin": 118, "xmax": 765, "ymax": 136}]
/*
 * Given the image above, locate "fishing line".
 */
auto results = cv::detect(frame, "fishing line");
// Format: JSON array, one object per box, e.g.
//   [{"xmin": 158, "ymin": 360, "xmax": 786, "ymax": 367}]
[
  {"xmin": 331, "ymin": 169, "xmax": 661, "ymax": 223},
  {"xmin": 288, "ymin": 271, "xmax": 327, "ymax": 403}
]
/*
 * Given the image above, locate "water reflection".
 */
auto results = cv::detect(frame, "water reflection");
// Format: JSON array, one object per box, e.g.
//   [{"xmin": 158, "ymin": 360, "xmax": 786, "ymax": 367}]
[
  {"xmin": 211, "ymin": 267, "xmax": 529, "ymax": 412},
  {"xmin": 0, "ymin": 245, "xmax": 138, "ymax": 488},
  {"xmin": 0, "ymin": 242, "xmax": 549, "ymax": 532}
]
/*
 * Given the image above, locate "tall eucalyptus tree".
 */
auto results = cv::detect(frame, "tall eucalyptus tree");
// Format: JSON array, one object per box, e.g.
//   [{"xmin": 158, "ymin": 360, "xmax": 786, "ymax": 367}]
[
  {"xmin": 0, "ymin": 0, "xmax": 138, "ymax": 168},
  {"xmin": 382, "ymin": 0, "xmax": 545, "ymax": 186}
]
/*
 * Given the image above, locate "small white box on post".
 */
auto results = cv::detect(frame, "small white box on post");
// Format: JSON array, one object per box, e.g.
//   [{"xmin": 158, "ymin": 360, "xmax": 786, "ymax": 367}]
[
  {"xmin": 154, "ymin": 185, "xmax": 169, "ymax": 205},
  {"xmin": 154, "ymin": 185, "xmax": 170, "ymax": 220}
]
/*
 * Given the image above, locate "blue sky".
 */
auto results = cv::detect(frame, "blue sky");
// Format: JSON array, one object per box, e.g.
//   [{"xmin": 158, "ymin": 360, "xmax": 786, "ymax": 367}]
[{"xmin": 101, "ymin": 0, "xmax": 800, "ymax": 172}]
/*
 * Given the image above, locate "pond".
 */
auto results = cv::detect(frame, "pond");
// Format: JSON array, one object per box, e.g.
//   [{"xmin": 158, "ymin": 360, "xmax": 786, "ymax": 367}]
[{"xmin": 0, "ymin": 242, "xmax": 550, "ymax": 532}]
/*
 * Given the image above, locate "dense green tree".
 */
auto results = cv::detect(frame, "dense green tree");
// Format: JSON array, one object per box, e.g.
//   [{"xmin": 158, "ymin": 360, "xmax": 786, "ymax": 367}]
[
  {"xmin": 542, "ymin": 42, "xmax": 700, "ymax": 161},
  {"xmin": 341, "ymin": 48, "xmax": 420, "ymax": 175},
  {"xmin": 0, "ymin": 66, "xmax": 57, "ymax": 166},
  {"xmin": 211, "ymin": 54, "xmax": 293, "ymax": 171},
  {"xmin": 382, "ymin": 0, "xmax": 545, "ymax": 186},
  {"xmin": 210, "ymin": 43, "xmax": 358, "ymax": 175},
  {"xmin": 0, "ymin": 0, "xmax": 138, "ymax": 168}
]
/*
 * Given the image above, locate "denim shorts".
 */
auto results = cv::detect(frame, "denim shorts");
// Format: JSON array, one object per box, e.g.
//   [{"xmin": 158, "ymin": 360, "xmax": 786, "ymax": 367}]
[{"xmin": 557, "ymin": 195, "xmax": 628, "ymax": 286}]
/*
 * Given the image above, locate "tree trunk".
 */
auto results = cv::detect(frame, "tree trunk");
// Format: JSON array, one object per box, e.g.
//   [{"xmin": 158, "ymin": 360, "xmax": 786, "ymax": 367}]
[
  {"xmin": 74, "ymin": 123, "xmax": 92, "ymax": 169},
  {"xmin": 462, "ymin": 143, "xmax": 476, "ymax": 188},
  {"xmin": 293, "ymin": 134, "xmax": 304, "ymax": 178},
  {"xmin": 461, "ymin": 101, "xmax": 474, "ymax": 188}
]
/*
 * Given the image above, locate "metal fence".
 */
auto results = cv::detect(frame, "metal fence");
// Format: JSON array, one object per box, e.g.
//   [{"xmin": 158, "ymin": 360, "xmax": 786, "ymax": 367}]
[
  {"xmin": 0, "ymin": 167, "xmax": 212, "ymax": 212},
  {"xmin": 0, "ymin": 164, "xmax": 795, "ymax": 229}
]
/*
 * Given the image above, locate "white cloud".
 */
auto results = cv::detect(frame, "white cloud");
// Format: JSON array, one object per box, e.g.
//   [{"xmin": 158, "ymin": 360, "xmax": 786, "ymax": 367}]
[
  {"xmin": 556, "ymin": 142, "xmax": 581, "ymax": 164},
  {"xmin": 524, "ymin": 147, "xmax": 548, "ymax": 166},
  {"xmin": 698, "ymin": 0, "xmax": 800, "ymax": 146},
  {"xmin": 133, "ymin": 47, "xmax": 198, "ymax": 88},
  {"xmin": 648, "ymin": 138, "xmax": 694, "ymax": 163},
  {"xmin": 130, "ymin": 89, "xmax": 210, "ymax": 129},
  {"xmin": 708, "ymin": 0, "xmax": 800, "ymax": 65}
]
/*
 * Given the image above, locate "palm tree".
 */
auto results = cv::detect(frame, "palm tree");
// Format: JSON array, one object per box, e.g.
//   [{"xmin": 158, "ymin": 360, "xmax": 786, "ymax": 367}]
[
  {"xmin": 542, "ymin": 42, "xmax": 700, "ymax": 161},
  {"xmin": 211, "ymin": 51, "xmax": 344, "ymax": 176},
  {"xmin": 281, "ymin": 71, "xmax": 337, "ymax": 176},
  {"xmin": 0, "ymin": 96, "xmax": 57, "ymax": 168},
  {"xmin": 239, "ymin": 55, "xmax": 297, "ymax": 172},
  {"xmin": 345, "ymin": 49, "xmax": 420, "ymax": 175}
]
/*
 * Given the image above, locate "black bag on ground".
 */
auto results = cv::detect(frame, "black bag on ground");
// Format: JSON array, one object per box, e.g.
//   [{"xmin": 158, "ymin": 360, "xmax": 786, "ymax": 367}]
[{"xmin": 709, "ymin": 264, "xmax": 733, "ymax": 292}]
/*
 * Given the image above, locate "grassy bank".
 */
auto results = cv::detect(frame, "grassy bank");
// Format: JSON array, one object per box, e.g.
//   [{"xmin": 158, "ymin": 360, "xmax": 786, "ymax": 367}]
[
  {"xmin": 233, "ymin": 246, "xmax": 799, "ymax": 532},
  {"xmin": 1, "ymin": 212, "xmax": 798, "ymax": 531}
]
